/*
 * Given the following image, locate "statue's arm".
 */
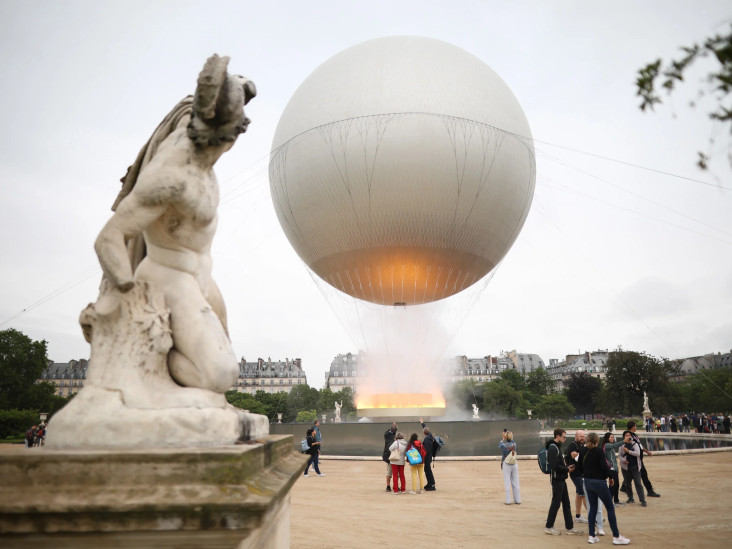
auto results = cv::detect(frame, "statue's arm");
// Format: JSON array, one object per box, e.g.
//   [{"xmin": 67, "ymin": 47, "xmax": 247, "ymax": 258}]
[{"xmin": 95, "ymin": 191, "xmax": 167, "ymax": 292}]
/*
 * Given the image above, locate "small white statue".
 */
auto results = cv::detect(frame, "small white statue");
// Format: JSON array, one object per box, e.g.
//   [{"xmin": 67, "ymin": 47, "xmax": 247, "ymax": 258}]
[
  {"xmin": 334, "ymin": 401, "xmax": 342, "ymax": 422},
  {"xmin": 472, "ymin": 403, "xmax": 480, "ymax": 419},
  {"xmin": 643, "ymin": 391, "xmax": 650, "ymax": 413}
]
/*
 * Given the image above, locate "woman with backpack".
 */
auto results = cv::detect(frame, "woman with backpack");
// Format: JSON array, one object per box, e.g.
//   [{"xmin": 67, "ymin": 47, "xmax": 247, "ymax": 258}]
[
  {"xmin": 406, "ymin": 433, "xmax": 427, "ymax": 494},
  {"xmin": 388, "ymin": 432, "xmax": 408, "ymax": 494},
  {"xmin": 499, "ymin": 430, "xmax": 521, "ymax": 505},
  {"xmin": 303, "ymin": 427, "xmax": 324, "ymax": 477}
]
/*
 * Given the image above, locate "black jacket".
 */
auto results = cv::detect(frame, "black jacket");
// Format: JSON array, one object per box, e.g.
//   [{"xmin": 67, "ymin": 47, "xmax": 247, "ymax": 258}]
[
  {"xmin": 547, "ymin": 439, "xmax": 570, "ymax": 482},
  {"xmin": 383, "ymin": 429, "xmax": 396, "ymax": 462},
  {"xmin": 582, "ymin": 446, "xmax": 611, "ymax": 480}
]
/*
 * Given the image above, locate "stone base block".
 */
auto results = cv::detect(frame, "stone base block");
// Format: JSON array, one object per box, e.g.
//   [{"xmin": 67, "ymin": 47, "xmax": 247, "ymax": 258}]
[{"xmin": 0, "ymin": 435, "xmax": 307, "ymax": 548}]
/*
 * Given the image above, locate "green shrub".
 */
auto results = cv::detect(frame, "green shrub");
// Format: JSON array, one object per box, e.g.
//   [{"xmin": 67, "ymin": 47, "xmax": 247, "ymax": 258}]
[{"xmin": 0, "ymin": 409, "xmax": 40, "ymax": 439}]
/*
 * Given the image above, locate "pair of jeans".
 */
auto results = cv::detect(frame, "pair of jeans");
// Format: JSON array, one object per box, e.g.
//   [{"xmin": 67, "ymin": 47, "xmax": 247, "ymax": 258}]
[
  {"xmin": 546, "ymin": 479, "xmax": 573, "ymax": 530},
  {"xmin": 584, "ymin": 478, "xmax": 620, "ymax": 538},
  {"xmin": 391, "ymin": 464, "xmax": 406, "ymax": 492},
  {"xmin": 582, "ymin": 478, "xmax": 603, "ymax": 528},
  {"xmin": 304, "ymin": 452, "xmax": 321, "ymax": 475}
]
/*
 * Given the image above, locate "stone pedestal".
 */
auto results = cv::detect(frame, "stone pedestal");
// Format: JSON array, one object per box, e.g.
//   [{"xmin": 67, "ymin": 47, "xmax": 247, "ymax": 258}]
[{"xmin": 0, "ymin": 435, "xmax": 306, "ymax": 548}]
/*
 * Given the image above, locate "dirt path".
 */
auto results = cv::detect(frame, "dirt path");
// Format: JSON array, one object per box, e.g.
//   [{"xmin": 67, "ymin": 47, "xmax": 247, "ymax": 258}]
[{"xmin": 291, "ymin": 452, "xmax": 732, "ymax": 548}]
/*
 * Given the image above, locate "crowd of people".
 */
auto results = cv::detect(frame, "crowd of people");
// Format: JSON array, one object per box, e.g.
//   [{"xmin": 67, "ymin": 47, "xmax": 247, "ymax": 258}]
[
  {"xmin": 643, "ymin": 413, "xmax": 731, "ymax": 433},
  {"xmin": 382, "ymin": 417, "xmax": 440, "ymax": 493},
  {"xmin": 24, "ymin": 423, "xmax": 46, "ymax": 448},
  {"xmin": 543, "ymin": 420, "xmax": 664, "ymax": 545}
]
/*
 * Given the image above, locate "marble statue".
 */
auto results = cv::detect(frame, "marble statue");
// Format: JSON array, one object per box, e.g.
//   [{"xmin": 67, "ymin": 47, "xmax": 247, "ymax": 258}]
[
  {"xmin": 46, "ymin": 55, "xmax": 268, "ymax": 449},
  {"xmin": 472, "ymin": 403, "xmax": 479, "ymax": 419},
  {"xmin": 643, "ymin": 391, "xmax": 651, "ymax": 413},
  {"xmin": 334, "ymin": 401, "xmax": 342, "ymax": 422}
]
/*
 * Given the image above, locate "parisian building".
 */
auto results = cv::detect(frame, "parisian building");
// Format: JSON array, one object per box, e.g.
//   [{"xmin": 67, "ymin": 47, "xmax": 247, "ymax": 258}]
[
  {"xmin": 231, "ymin": 357, "xmax": 308, "ymax": 394},
  {"xmin": 39, "ymin": 359, "xmax": 88, "ymax": 397}
]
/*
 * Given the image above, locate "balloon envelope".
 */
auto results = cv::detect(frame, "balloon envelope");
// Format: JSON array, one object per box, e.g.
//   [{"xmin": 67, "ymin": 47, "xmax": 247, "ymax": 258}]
[{"xmin": 270, "ymin": 36, "xmax": 535, "ymax": 305}]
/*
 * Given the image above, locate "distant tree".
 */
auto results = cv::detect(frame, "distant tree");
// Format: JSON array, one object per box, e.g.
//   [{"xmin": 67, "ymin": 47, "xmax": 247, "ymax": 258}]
[
  {"xmin": 526, "ymin": 367, "xmax": 556, "ymax": 397},
  {"xmin": 636, "ymin": 25, "xmax": 732, "ymax": 169},
  {"xmin": 284, "ymin": 384, "xmax": 319, "ymax": 422},
  {"xmin": 295, "ymin": 410, "xmax": 318, "ymax": 424},
  {"xmin": 535, "ymin": 393, "xmax": 575, "ymax": 422},
  {"xmin": 225, "ymin": 390, "xmax": 269, "ymax": 416},
  {"xmin": 678, "ymin": 368, "xmax": 732, "ymax": 413},
  {"xmin": 498, "ymin": 369, "xmax": 527, "ymax": 392},
  {"xmin": 0, "ymin": 328, "xmax": 50, "ymax": 411},
  {"xmin": 483, "ymin": 380, "xmax": 525, "ymax": 417},
  {"xmin": 564, "ymin": 371, "xmax": 603, "ymax": 418},
  {"xmin": 604, "ymin": 351, "xmax": 679, "ymax": 415},
  {"xmin": 317, "ymin": 387, "xmax": 337, "ymax": 417}
]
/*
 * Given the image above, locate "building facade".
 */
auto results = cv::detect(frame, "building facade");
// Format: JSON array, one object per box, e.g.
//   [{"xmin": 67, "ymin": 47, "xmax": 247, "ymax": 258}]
[
  {"xmin": 40, "ymin": 359, "xmax": 89, "ymax": 397},
  {"xmin": 545, "ymin": 350, "xmax": 609, "ymax": 391},
  {"xmin": 231, "ymin": 357, "xmax": 308, "ymax": 394},
  {"xmin": 324, "ymin": 352, "xmax": 360, "ymax": 390}
]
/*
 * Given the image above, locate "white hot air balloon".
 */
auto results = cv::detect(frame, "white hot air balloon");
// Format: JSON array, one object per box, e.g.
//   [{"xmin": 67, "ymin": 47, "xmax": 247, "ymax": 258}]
[
  {"xmin": 269, "ymin": 37, "xmax": 535, "ymax": 416},
  {"xmin": 270, "ymin": 36, "xmax": 535, "ymax": 308}
]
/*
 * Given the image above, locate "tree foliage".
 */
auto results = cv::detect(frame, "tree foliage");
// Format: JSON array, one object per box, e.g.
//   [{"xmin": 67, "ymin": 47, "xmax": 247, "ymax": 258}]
[
  {"xmin": 535, "ymin": 393, "xmax": 575, "ymax": 422},
  {"xmin": 483, "ymin": 379, "xmax": 525, "ymax": 417},
  {"xmin": 604, "ymin": 351, "xmax": 679, "ymax": 415},
  {"xmin": 526, "ymin": 366, "xmax": 555, "ymax": 397},
  {"xmin": 636, "ymin": 25, "xmax": 732, "ymax": 169},
  {"xmin": 564, "ymin": 371, "xmax": 603, "ymax": 417},
  {"xmin": 0, "ymin": 328, "xmax": 60, "ymax": 412},
  {"xmin": 226, "ymin": 383, "xmax": 356, "ymax": 423}
]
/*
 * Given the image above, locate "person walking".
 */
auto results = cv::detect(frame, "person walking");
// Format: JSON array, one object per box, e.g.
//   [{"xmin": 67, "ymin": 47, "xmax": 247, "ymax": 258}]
[
  {"xmin": 388, "ymin": 432, "xmax": 408, "ymax": 494},
  {"xmin": 382, "ymin": 422, "xmax": 397, "ymax": 492},
  {"xmin": 406, "ymin": 433, "xmax": 427, "ymax": 494},
  {"xmin": 499, "ymin": 430, "xmax": 521, "ymax": 505},
  {"xmin": 583, "ymin": 432, "xmax": 631, "ymax": 545},
  {"xmin": 420, "ymin": 417, "xmax": 437, "ymax": 491},
  {"xmin": 303, "ymin": 427, "xmax": 324, "ymax": 477},
  {"xmin": 544, "ymin": 428, "xmax": 583, "ymax": 536}
]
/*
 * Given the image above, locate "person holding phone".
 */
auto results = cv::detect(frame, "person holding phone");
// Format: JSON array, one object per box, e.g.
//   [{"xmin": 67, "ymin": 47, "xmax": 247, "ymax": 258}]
[{"xmin": 544, "ymin": 428, "xmax": 583, "ymax": 536}]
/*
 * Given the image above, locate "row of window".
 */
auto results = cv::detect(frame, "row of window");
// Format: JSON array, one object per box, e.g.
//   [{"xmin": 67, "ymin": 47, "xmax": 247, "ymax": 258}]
[{"xmin": 237, "ymin": 378, "xmax": 304, "ymax": 386}]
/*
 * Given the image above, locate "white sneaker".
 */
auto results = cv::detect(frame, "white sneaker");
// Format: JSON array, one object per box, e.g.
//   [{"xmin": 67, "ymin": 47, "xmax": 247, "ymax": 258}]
[
  {"xmin": 613, "ymin": 535, "xmax": 631, "ymax": 545},
  {"xmin": 544, "ymin": 527, "xmax": 561, "ymax": 536},
  {"xmin": 566, "ymin": 528, "xmax": 584, "ymax": 535},
  {"xmin": 409, "ymin": 491, "xmax": 416, "ymax": 495},
  {"xmin": 597, "ymin": 528, "xmax": 606, "ymax": 536},
  {"xmin": 576, "ymin": 515, "xmax": 589, "ymax": 523},
  {"xmin": 318, "ymin": 473, "xmax": 325, "ymax": 477},
  {"xmin": 303, "ymin": 474, "xmax": 309, "ymax": 477},
  {"xmin": 588, "ymin": 536, "xmax": 599, "ymax": 544}
]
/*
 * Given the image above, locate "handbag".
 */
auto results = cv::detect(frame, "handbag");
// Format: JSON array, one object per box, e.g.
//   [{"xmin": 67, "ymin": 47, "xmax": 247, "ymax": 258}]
[
  {"xmin": 504, "ymin": 443, "xmax": 517, "ymax": 465},
  {"xmin": 389, "ymin": 442, "xmax": 402, "ymax": 461}
]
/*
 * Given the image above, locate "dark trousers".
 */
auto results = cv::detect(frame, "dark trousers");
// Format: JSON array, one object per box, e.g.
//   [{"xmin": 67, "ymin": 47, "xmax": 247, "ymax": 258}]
[
  {"xmin": 609, "ymin": 469, "xmax": 620, "ymax": 503},
  {"xmin": 546, "ymin": 479, "xmax": 573, "ymax": 530},
  {"xmin": 585, "ymin": 478, "xmax": 620, "ymax": 538},
  {"xmin": 424, "ymin": 457, "xmax": 435, "ymax": 488},
  {"xmin": 639, "ymin": 459, "xmax": 655, "ymax": 493},
  {"xmin": 305, "ymin": 452, "xmax": 321, "ymax": 475},
  {"xmin": 622, "ymin": 465, "xmax": 645, "ymax": 503}
]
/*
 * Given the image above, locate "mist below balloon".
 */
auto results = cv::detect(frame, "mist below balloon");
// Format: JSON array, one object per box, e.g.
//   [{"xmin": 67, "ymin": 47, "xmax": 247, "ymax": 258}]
[{"xmin": 311, "ymin": 265, "xmax": 496, "ymax": 411}]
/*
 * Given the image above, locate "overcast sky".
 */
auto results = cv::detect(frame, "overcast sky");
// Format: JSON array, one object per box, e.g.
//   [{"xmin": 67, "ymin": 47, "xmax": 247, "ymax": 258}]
[{"xmin": 1, "ymin": 1, "xmax": 730, "ymax": 388}]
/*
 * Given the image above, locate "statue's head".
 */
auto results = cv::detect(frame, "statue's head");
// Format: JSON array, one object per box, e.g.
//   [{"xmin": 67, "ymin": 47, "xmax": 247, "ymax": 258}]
[{"xmin": 188, "ymin": 54, "xmax": 257, "ymax": 147}]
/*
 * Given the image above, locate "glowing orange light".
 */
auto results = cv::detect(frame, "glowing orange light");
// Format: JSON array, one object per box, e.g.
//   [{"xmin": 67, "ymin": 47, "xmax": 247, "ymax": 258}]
[{"xmin": 356, "ymin": 392, "xmax": 446, "ymax": 417}]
